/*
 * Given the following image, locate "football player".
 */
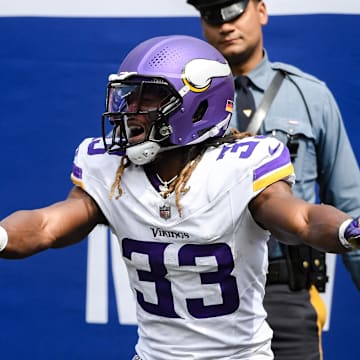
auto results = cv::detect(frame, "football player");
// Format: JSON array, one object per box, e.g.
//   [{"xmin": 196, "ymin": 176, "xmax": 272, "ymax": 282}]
[{"xmin": 0, "ymin": 35, "xmax": 359, "ymax": 360}]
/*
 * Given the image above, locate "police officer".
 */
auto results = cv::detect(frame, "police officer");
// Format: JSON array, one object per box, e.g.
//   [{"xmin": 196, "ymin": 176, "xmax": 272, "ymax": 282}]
[{"xmin": 187, "ymin": 0, "xmax": 360, "ymax": 359}]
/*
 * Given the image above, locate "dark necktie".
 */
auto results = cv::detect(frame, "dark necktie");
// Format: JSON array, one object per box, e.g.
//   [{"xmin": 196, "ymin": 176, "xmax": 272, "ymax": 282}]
[{"xmin": 235, "ymin": 76, "xmax": 256, "ymax": 131}]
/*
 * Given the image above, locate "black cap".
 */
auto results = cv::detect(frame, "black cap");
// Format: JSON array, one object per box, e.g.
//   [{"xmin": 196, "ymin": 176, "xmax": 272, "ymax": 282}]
[{"xmin": 187, "ymin": 0, "xmax": 250, "ymax": 26}]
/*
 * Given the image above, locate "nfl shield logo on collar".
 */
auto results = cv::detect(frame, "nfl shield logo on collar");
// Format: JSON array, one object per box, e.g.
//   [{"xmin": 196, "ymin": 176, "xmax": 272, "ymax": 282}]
[{"xmin": 159, "ymin": 204, "xmax": 171, "ymax": 220}]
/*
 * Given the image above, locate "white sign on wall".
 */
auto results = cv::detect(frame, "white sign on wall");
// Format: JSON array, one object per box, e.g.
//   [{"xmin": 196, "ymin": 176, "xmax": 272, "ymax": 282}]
[{"xmin": 1, "ymin": 0, "xmax": 360, "ymax": 17}]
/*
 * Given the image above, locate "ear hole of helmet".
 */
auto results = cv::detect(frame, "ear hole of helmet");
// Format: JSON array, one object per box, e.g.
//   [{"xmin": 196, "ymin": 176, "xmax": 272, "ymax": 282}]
[{"xmin": 192, "ymin": 100, "xmax": 208, "ymax": 123}]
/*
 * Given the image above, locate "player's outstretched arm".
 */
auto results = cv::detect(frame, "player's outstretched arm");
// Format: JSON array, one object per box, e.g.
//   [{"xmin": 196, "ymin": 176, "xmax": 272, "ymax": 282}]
[
  {"xmin": 249, "ymin": 180, "xmax": 353, "ymax": 253},
  {"xmin": 0, "ymin": 187, "xmax": 106, "ymax": 259}
]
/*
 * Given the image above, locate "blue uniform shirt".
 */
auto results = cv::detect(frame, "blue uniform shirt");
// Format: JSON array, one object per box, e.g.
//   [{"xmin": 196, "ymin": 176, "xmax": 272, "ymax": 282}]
[{"xmin": 230, "ymin": 51, "xmax": 360, "ymax": 288}]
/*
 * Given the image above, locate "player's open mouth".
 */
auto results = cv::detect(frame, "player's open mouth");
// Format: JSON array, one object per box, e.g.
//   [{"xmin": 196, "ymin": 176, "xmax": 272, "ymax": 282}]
[{"xmin": 128, "ymin": 124, "xmax": 146, "ymax": 144}]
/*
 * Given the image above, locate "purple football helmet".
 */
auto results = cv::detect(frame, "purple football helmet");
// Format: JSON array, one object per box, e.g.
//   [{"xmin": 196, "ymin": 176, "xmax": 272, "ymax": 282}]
[{"xmin": 102, "ymin": 35, "xmax": 234, "ymax": 165}]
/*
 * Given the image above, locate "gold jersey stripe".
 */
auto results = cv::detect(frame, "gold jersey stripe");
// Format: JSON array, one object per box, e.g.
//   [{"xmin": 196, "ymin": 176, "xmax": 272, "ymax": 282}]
[
  {"xmin": 253, "ymin": 163, "xmax": 294, "ymax": 192},
  {"xmin": 70, "ymin": 174, "xmax": 85, "ymax": 189}
]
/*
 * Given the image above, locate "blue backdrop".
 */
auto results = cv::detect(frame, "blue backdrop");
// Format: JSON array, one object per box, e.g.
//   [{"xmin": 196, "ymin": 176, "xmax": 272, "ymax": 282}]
[{"xmin": 0, "ymin": 11, "xmax": 359, "ymax": 360}]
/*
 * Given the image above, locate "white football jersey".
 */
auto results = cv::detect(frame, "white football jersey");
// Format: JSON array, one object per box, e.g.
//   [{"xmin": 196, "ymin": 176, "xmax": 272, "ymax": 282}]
[{"xmin": 71, "ymin": 135, "xmax": 295, "ymax": 360}]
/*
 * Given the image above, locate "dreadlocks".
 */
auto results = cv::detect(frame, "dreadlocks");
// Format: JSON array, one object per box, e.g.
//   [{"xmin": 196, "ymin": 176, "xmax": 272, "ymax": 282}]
[
  {"xmin": 109, "ymin": 155, "xmax": 130, "ymax": 200},
  {"xmin": 109, "ymin": 128, "xmax": 253, "ymax": 215}
]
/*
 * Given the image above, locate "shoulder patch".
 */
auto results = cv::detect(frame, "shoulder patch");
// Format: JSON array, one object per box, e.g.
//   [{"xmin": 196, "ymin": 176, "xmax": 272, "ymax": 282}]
[{"xmin": 271, "ymin": 61, "xmax": 325, "ymax": 85}]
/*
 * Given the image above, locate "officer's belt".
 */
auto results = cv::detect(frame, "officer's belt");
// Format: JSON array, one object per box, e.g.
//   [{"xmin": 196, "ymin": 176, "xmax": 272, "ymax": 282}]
[
  {"xmin": 266, "ymin": 258, "xmax": 290, "ymax": 285},
  {"xmin": 266, "ymin": 245, "xmax": 328, "ymax": 292}
]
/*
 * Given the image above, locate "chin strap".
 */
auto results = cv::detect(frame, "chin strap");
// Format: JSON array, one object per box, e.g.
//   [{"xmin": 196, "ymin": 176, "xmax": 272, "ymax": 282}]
[
  {"xmin": 126, "ymin": 140, "xmax": 186, "ymax": 165},
  {"xmin": 126, "ymin": 141, "xmax": 161, "ymax": 165}
]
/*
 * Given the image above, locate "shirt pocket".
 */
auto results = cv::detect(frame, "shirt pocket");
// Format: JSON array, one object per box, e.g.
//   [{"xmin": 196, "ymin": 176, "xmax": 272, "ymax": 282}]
[{"xmin": 263, "ymin": 116, "xmax": 317, "ymax": 185}]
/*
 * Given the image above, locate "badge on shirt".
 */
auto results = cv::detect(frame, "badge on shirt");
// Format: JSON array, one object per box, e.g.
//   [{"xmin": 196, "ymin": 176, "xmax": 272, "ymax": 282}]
[{"xmin": 159, "ymin": 204, "xmax": 171, "ymax": 220}]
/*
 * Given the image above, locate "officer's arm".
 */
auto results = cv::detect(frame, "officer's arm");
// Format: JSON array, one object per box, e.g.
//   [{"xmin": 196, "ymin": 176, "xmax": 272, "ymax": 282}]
[
  {"xmin": 316, "ymin": 90, "xmax": 360, "ymax": 288},
  {"xmin": 0, "ymin": 186, "xmax": 106, "ymax": 259},
  {"xmin": 249, "ymin": 180, "xmax": 350, "ymax": 253},
  {"xmin": 342, "ymin": 250, "xmax": 360, "ymax": 290}
]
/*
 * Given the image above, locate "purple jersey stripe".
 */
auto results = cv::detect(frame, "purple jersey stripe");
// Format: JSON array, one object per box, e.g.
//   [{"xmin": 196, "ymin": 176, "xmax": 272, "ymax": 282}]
[
  {"xmin": 72, "ymin": 163, "xmax": 83, "ymax": 179},
  {"xmin": 253, "ymin": 145, "xmax": 291, "ymax": 181}
]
